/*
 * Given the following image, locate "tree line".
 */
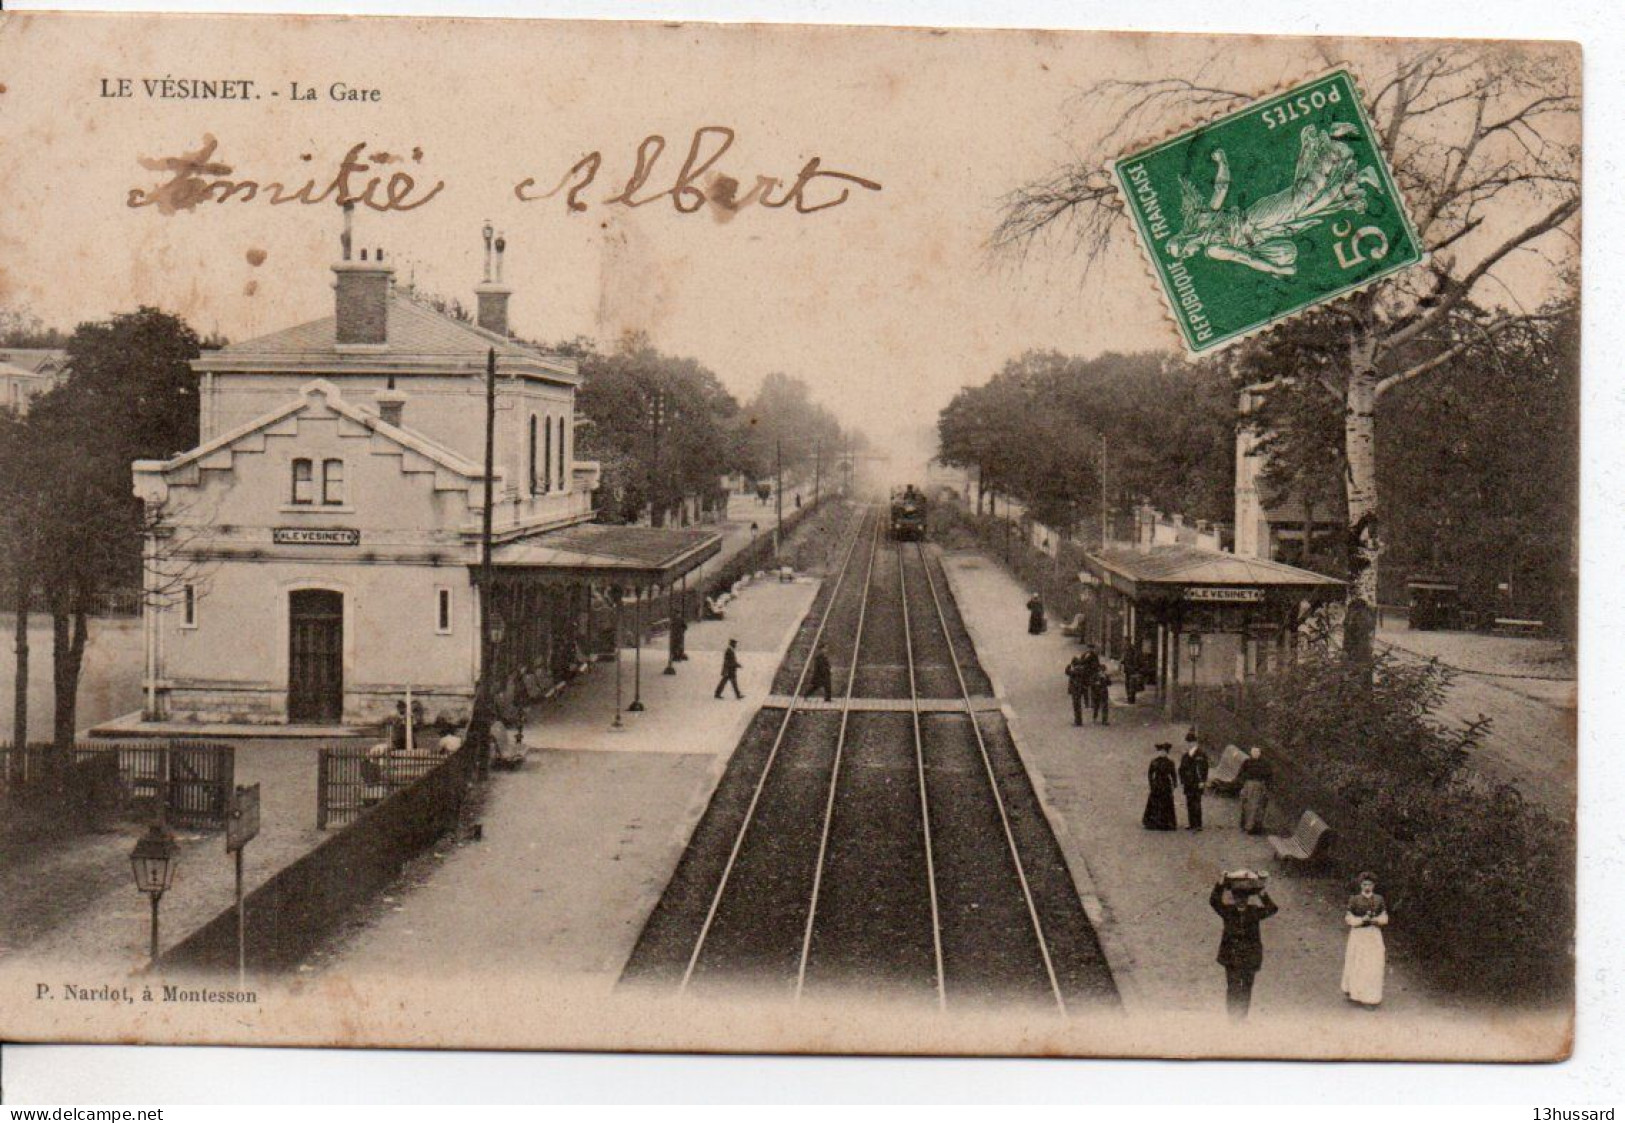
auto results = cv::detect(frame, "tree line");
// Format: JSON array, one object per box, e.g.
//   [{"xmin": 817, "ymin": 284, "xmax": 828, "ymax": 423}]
[
  {"xmin": 546, "ymin": 331, "xmax": 860, "ymax": 526},
  {"xmin": 992, "ymin": 43, "xmax": 1579, "ymax": 663},
  {"xmin": 936, "ymin": 349, "xmax": 1235, "ymax": 536}
]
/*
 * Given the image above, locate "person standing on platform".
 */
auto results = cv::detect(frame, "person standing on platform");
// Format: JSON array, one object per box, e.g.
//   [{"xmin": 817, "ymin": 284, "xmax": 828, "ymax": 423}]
[
  {"xmin": 805, "ymin": 646, "xmax": 833, "ymax": 703},
  {"xmin": 1092, "ymin": 664, "xmax": 1113, "ymax": 725},
  {"xmin": 1122, "ymin": 646, "xmax": 1142, "ymax": 704},
  {"xmin": 1027, "ymin": 592, "xmax": 1047, "ymax": 635},
  {"xmin": 1178, "ymin": 730, "xmax": 1210, "ymax": 830},
  {"xmin": 1237, "ymin": 746, "xmax": 1274, "ymax": 834},
  {"xmin": 670, "ymin": 613, "xmax": 688, "ymax": 663},
  {"xmin": 1211, "ymin": 872, "xmax": 1279, "ymax": 1020},
  {"xmin": 1066, "ymin": 653, "xmax": 1093, "ymax": 727},
  {"xmin": 1341, "ymin": 872, "xmax": 1389, "ymax": 1007},
  {"xmin": 1142, "ymin": 742, "xmax": 1178, "ymax": 830},
  {"xmin": 714, "ymin": 638, "xmax": 744, "ymax": 699}
]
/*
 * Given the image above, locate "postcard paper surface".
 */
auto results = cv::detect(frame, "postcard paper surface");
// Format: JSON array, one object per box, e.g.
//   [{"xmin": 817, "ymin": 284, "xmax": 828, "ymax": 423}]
[{"xmin": 0, "ymin": 13, "xmax": 1578, "ymax": 1060}]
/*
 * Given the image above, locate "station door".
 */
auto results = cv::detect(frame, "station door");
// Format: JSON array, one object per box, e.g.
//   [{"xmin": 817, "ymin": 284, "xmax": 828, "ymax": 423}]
[{"xmin": 288, "ymin": 589, "xmax": 344, "ymax": 723}]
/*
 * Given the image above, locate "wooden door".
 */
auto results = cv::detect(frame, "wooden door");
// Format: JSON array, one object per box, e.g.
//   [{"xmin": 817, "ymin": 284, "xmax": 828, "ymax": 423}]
[{"xmin": 289, "ymin": 589, "xmax": 344, "ymax": 723}]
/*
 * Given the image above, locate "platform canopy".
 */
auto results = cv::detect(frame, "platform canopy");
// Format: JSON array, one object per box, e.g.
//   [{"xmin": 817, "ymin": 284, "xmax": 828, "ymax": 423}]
[
  {"xmin": 1083, "ymin": 544, "xmax": 1343, "ymax": 607},
  {"xmin": 484, "ymin": 523, "xmax": 723, "ymax": 587}
]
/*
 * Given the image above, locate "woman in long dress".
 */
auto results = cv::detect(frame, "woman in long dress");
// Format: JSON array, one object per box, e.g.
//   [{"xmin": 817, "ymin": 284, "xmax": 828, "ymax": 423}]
[
  {"xmin": 1027, "ymin": 593, "xmax": 1047, "ymax": 635},
  {"xmin": 1237, "ymin": 747, "xmax": 1273, "ymax": 835},
  {"xmin": 1342, "ymin": 873, "xmax": 1389, "ymax": 1006},
  {"xmin": 1142, "ymin": 743, "xmax": 1178, "ymax": 830}
]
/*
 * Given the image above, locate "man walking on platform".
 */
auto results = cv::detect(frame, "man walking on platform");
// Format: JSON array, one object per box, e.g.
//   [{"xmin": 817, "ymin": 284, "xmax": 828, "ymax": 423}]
[
  {"xmin": 1065, "ymin": 653, "xmax": 1093, "ymax": 726},
  {"xmin": 714, "ymin": 638, "xmax": 744, "ymax": 699},
  {"xmin": 805, "ymin": 646, "xmax": 833, "ymax": 703},
  {"xmin": 1179, "ymin": 730, "xmax": 1210, "ymax": 830},
  {"xmin": 1092, "ymin": 664, "xmax": 1112, "ymax": 725},
  {"xmin": 1211, "ymin": 872, "xmax": 1279, "ymax": 1020}
]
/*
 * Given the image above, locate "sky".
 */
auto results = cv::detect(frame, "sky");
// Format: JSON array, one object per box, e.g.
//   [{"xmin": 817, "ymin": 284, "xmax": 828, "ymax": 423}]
[{"xmin": 0, "ymin": 15, "xmax": 1578, "ymax": 478}]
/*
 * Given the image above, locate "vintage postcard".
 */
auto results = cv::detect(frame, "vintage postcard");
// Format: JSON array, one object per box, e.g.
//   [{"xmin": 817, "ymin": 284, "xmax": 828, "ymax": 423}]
[{"xmin": 0, "ymin": 13, "xmax": 1578, "ymax": 1061}]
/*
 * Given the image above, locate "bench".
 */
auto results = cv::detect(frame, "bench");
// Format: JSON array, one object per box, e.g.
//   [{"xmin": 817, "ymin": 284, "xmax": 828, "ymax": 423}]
[
  {"xmin": 1207, "ymin": 744, "xmax": 1249, "ymax": 795},
  {"xmin": 1268, "ymin": 810, "xmax": 1334, "ymax": 865}
]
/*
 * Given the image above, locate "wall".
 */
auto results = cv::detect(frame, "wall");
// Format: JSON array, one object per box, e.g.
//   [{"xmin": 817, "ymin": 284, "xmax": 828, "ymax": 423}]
[
  {"xmin": 159, "ymin": 736, "xmax": 476, "ymax": 975},
  {"xmin": 161, "ymin": 558, "xmax": 478, "ymax": 726}
]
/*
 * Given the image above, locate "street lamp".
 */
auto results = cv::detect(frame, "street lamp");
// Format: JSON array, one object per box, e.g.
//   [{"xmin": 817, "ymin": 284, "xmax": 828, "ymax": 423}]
[
  {"xmin": 1186, "ymin": 632, "xmax": 1204, "ymax": 729},
  {"xmin": 129, "ymin": 821, "xmax": 178, "ymax": 964}
]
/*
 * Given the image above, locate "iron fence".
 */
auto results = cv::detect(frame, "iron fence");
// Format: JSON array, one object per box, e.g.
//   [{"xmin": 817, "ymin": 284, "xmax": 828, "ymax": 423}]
[
  {"xmin": 317, "ymin": 745, "xmax": 447, "ymax": 830},
  {"xmin": 0, "ymin": 740, "xmax": 234, "ymax": 828}
]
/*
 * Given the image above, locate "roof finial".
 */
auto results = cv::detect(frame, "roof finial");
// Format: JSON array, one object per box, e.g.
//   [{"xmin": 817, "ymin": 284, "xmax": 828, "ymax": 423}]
[
  {"xmin": 341, "ymin": 201, "xmax": 355, "ymax": 262},
  {"xmin": 494, "ymin": 231, "xmax": 506, "ymax": 284}
]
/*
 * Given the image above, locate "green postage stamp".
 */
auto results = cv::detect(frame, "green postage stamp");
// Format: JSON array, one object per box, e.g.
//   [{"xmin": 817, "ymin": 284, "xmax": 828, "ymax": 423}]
[{"xmin": 1111, "ymin": 69, "xmax": 1424, "ymax": 353}]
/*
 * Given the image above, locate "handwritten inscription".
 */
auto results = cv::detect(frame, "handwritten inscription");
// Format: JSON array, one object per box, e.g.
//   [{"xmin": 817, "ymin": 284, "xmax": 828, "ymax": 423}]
[
  {"xmin": 514, "ymin": 126, "xmax": 883, "ymax": 215},
  {"xmin": 127, "ymin": 129, "xmax": 881, "ymax": 218}
]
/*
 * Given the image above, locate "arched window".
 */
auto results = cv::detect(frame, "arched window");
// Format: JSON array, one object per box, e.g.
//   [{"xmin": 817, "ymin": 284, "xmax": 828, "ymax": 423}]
[
  {"xmin": 543, "ymin": 415, "xmax": 553, "ymax": 493},
  {"xmin": 557, "ymin": 416, "xmax": 567, "ymax": 489},
  {"xmin": 291, "ymin": 458, "xmax": 314, "ymax": 504},
  {"xmin": 528, "ymin": 414, "xmax": 538, "ymax": 495}
]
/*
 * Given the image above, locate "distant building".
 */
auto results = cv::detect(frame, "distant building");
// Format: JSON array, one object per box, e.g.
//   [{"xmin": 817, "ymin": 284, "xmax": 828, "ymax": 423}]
[
  {"xmin": 133, "ymin": 221, "xmax": 719, "ymax": 728},
  {"xmin": 0, "ymin": 348, "xmax": 67, "ymax": 413},
  {"xmin": 1234, "ymin": 382, "xmax": 1340, "ymax": 565}
]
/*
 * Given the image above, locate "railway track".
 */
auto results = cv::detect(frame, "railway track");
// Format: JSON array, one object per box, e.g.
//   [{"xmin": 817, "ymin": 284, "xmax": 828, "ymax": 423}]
[{"xmin": 620, "ymin": 505, "xmax": 1116, "ymax": 1012}]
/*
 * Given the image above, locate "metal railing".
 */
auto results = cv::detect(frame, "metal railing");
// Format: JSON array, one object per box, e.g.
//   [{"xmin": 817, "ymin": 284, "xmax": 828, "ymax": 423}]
[
  {"xmin": 0, "ymin": 740, "xmax": 234, "ymax": 828},
  {"xmin": 317, "ymin": 745, "xmax": 448, "ymax": 830}
]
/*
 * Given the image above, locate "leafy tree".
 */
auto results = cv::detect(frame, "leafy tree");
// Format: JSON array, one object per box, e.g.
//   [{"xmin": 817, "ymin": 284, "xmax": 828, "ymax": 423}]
[
  {"xmin": 572, "ymin": 333, "xmax": 746, "ymax": 526},
  {"xmin": 0, "ymin": 307, "xmax": 69, "ymax": 349},
  {"xmin": 996, "ymin": 45, "xmax": 1579, "ymax": 665},
  {"xmin": 740, "ymin": 372, "xmax": 848, "ymax": 498},
  {"xmin": 937, "ymin": 349, "xmax": 1234, "ymax": 534},
  {"xmin": 19, "ymin": 308, "xmax": 203, "ymax": 757}
]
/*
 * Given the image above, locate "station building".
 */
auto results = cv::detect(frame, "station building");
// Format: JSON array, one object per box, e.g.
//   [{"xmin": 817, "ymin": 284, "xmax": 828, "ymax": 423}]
[{"xmin": 132, "ymin": 226, "xmax": 719, "ymax": 728}]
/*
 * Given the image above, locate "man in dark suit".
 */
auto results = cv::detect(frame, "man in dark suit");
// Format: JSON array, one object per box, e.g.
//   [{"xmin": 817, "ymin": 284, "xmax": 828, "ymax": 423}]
[
  {"xmin": 805, "ymin": 646, "xmax": 833, "ymax": 702},
  {"xmin": 1210, "ymin": 873, "xmax": 1279, "ymax": 1020},
  {"xmin": 1178, "ymin": 730, "xmax": 1211, "ymax": 830},
  {"xmin": 1065, "ymin": 654, "xmax": 1093, "ymax": 726},
  {"xmin": 714, "ymin": 638, "xmax": 743, "ymax": 699}
]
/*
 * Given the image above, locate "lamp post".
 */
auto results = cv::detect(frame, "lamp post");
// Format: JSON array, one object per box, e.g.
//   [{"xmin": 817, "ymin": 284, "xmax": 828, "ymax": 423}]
[
  {"xmin": 129, "ymin": 820, "xmax": 178, "ymax": 965},
  {"xmin": 1186, "ymin": 632, "xmax": 1204, "ymax": 731}
]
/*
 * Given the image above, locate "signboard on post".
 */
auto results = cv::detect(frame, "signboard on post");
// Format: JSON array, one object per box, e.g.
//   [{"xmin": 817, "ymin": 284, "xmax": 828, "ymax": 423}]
[
  {"xmin": 227, "ymin": 782, "xmax": 260, "ymax": 986},
  {"xmin": 227, "ymin": 783, "xmax": 261, "ymax": 853}
]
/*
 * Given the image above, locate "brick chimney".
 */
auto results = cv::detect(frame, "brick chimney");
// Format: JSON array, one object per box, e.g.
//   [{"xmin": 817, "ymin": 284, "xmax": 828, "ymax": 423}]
[
  {"xmin": 475, "ymin": 222, "xmax": 513, "ymax": 337},
  {"xmin": 333, "ymin": 206, "xmax": 392, "ymax": 346},
  {"xmin": 375, "ymin": 385, "xmax": 408, "ymax": 428}
]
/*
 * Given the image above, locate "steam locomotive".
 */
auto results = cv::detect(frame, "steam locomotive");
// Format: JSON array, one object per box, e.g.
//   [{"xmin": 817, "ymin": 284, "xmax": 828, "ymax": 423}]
[{"xmin": 889, "ymin": 486, "xmax": 928, "ymax": 542}]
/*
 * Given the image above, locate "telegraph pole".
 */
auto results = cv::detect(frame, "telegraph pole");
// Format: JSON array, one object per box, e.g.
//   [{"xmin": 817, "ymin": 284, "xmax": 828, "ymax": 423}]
[
  {"xmin": 476, "ymin": 347, "xmax": 497, "ymax": 778},
  {"xmin": 1100, "ymin": 432, "xmax": 1109, "ymax": 549},
  {"xmin": 813, "ymin": 439, "xmax": 822, "ymax": 509},
  {"xmin": 774, "ymin": 436, "xmax": 784, "ymax": 561}
]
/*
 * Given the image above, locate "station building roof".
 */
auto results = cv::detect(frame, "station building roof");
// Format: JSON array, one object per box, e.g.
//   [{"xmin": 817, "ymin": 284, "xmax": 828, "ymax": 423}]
[
  {"xmin": 1083, "ymin": 544, "xmax": 1344, "ymax": 603},
  {"xmin": 487, "ymin": 523, "xmax": 723, "ymax": 587},
  {"xmin": 194, "ymin": 293, "xmax": 579, "ymax": 385}
]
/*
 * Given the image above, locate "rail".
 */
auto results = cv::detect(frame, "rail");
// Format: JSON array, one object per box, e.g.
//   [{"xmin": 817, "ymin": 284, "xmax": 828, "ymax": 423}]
[
  {"xmin": 896, "ymin": 538, "xmax": 948, "ymax": 1010},
  {"xmin": 794, "ymin": 509, "xmax": 884, "ymax": 1002},
  {"xmin": 678, "ymin": 504, "xmax": 873, "ymax": 993},
  {"xmin": 915, "ymin": 541, "xmax": 1068, "ymax": 1014}
]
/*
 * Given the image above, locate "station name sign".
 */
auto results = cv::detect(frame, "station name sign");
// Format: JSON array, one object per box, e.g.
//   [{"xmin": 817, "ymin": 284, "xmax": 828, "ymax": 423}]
[
  {"xmin": 273, "ymin": 527, "xmax": 361, "ymax": 547},
  {"xmin": 1184, "ymin": 587, "xmax": 1265, "ymax": 603}
]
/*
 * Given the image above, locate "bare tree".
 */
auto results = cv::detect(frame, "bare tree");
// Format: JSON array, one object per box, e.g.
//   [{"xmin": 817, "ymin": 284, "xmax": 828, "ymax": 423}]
[{"xmin": 996, "ymin": 44, "xmax": 1579, "ymax": 663}]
